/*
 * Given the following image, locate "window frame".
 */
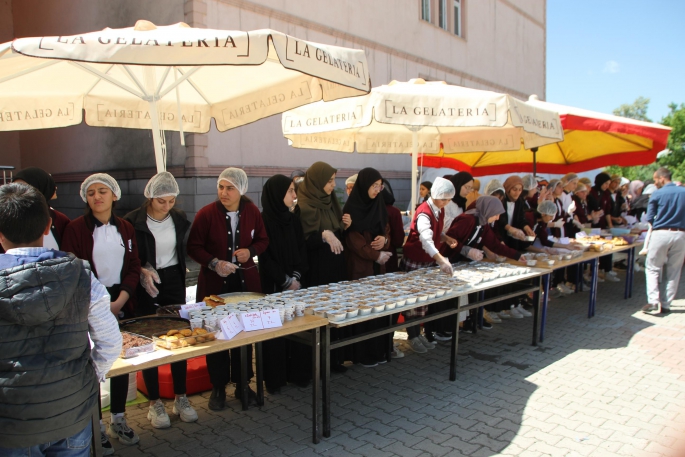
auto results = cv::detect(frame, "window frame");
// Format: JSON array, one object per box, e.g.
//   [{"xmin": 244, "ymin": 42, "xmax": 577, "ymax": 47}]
[
  {"xmin": 453, "ymin": 0, "xmax": 462, "ymax": 37},
  {"xmin": 421, "ymin": 0, "xmax": 431, "ymax": 22}
]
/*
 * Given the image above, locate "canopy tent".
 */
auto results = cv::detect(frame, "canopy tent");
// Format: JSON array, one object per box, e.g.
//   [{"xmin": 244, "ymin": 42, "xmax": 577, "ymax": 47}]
[
  {"xmin": 0, "ymin": 20, "xmax": 371, "ymax": 172},
  {"xmin": 282, "ymin": 79, "xmax": 563, "ymax": 212},
  {"xmin": 420, "ymin": 95, "xmax": 672, "ymax": 177}
]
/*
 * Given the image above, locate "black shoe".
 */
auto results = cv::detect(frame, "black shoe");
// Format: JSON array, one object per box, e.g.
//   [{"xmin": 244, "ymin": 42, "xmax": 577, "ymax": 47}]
[
  {"xmin": 265, "ymin": 385, "xmax": 281, "ymax": 395},
  {"xmin": 234, "ymin": 386, "xmax": 259, "ymax": 406},
  {"xmin": 292, "ymin": 379, "xmax": 311, "ymax": 388},
  {"xmin": 331, "ymin": 364, "xmax": 348, "ymax": 374},
  {"xmin": 642, "ymin": 304, "xmax": 659, "ymax": 314},
  {"xmin": 358, "ymin": 358, "xmax": 378, "ymax": 368},
  {"xmin": 424, "ymin": 331, "xmax": 436, "ymax": 343},
  {"xmin": 434, "ymin": 332, "xmax": 453, "ymax": 341},
  {"xmin": 208, "ymin": 387, "xmax": 226, "ymax": 411},
  {"xmin": 661, "ymin": 308, "xmax": 671, "ymax": 314},
  {"xmin": 481, "ymin": 322, "xmax": 493, "ymax": 330}
]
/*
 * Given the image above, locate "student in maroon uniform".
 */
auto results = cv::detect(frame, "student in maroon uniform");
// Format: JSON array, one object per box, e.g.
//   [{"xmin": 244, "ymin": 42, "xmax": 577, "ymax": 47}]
[
  {"xmin": 401, "ymin": 177, "xmax": 457, "ymax": 354},
  {"xmin": 381, "ymin": 179, "xmax": 405, "ymax": 273},
  {"xmin": 587, "ymin": 172, "xmax": 619, "ymax": 282},
  {"xmin": 187, "ymin": 168, "xmax": 269, "ymax": 411},
  {"xmin": 62, "ymin": 173, "xmax": 141, "ymax": 451}
]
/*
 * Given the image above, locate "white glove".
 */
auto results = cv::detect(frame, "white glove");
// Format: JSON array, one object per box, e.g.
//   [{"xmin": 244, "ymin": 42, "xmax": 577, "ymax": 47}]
[
  {"xmin": 550, "ymin": 219, "xmax": 565, "ymax": 228},
  {"xmin": 508, "ymin": 228, "xmax": 526, "ymax": 240},
  {"xmin": 544, "ymin": 247, "xmax": 560, "ymax": 255},
  {"xmin": 286, "ymin": 279, "xmax": 301, "ymax": 291},
  {"xmin": 140, "ymin": 264, "xmax": 160, "ymax": 298},
  {"xmin": 572, "ymin": 219, "xmax": 584, "ymax": 230},
  {"xmin": 376, "ymin": 251, "xmax": 392, "ymax": 265},
  {"xmin": 322, "ymin": 230, "xmax": 344, "ymax": 255},
  {"xmin": 215, "ymin": 260, "xmax": 237, "ymax": 277},
  {"xmin": 438, "ymin": 259, "xmax": 454, "ymax": 276},
  {"xmin": 567, "ymin": 200, "xmax": 576, "ymax": 215},
  {"xmin": 467, "ymin": 249, "xmax": 484, "ymax": 261}
]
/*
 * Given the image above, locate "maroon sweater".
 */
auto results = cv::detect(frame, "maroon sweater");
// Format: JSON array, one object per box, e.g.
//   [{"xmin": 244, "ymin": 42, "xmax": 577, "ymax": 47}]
[
  {"xmin": 187, "ymin": 199, "xmax": 269, "ymax": 301},
  {"xmin": 524, "ymin": 212, "xmax": 555, "ymax": 248},
  {"xmin": 403, "ymin": 201, "xmax": 444, "ymax": 264},
  {"xmin": 441, "ymin": 214, "xmax": 521, "ymax": 261},
  {"xmin": 62, "ymin": 214, "xmax": 141, "ymax": 314}
]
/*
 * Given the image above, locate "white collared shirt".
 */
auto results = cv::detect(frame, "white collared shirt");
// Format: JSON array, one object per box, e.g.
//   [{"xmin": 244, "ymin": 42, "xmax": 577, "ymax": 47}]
[
  {"xmin": 146, "ymin": 214, "xmax": 178, "ymax": 269},
  {"xmin": 92, "ymin": 222, "xmax": 124, "ymax": 287}
]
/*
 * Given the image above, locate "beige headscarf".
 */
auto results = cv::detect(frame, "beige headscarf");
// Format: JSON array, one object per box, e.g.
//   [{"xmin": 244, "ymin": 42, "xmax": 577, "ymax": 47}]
[{"xmin": 297, "ymin": 162, "xmax": 343, "ymax": 238}]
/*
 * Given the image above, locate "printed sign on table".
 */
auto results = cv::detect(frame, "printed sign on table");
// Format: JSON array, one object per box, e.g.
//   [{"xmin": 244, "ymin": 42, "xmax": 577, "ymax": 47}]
[
  {"xmin": 240, "ymin": 311, "xmax": 264, "ymax": 331},
  {"xmin": 260, "ymin": 309, "xmax": 282, "ymax": 329},
  {"xmin": 179, "ymin": 302, "xmax": 204, "ymax": 319},
  {"xmin": 219, "ymin": 313, "xmax": 244, "ymax": 340}
]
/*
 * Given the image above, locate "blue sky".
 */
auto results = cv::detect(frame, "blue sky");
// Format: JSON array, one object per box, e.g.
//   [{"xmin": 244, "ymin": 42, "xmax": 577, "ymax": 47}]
[{"xmin": 547, "ymin": 0, "xmax": 685, "ymax": 123}]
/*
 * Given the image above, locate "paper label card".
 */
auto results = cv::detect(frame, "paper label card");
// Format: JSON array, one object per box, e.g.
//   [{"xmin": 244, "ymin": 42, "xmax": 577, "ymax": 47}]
[
  {"xmin": 260, "ymin": 309, "xmax": 282, "ymax": 329},
  {"xmin": 179, "ymin": 302, "xmax": 204, "ymax": 319},
  {"xmin": 240, "ymin": 311, "xmax": 265, "ymax": 331},
  {"xmin": 219, "ymin": 313, "xmax": 243, "ymax": 340}
]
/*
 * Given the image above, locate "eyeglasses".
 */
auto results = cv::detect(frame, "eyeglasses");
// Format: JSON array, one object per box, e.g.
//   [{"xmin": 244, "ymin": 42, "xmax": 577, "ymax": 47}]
[{"xmin": 371, "ymin": 183, "xmax": 385, "ymax": 191}]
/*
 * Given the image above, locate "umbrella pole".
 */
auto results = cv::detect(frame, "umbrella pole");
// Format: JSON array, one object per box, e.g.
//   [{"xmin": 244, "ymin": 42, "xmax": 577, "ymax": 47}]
[
  {"xmin": 148, "ymin": 100, "xmax": 166, "ymax": 173},
  {"xmin": 532, "ymin": 147, "xmax": 538, "ymax": 178},
  {"xmin": 411, "ymin": 129, "xmax": 418, "ymax": 218}
]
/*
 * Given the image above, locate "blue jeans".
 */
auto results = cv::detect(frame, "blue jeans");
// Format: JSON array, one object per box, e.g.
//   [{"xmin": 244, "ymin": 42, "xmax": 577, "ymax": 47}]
[{"xmin": 0, "ymin": 422, "xmax": 92, "ymax": 457}]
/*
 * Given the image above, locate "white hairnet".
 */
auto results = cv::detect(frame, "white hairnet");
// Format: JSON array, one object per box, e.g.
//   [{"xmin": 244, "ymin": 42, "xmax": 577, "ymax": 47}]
[
  {"xmin": 562, "ymin": 173, "xmax": 579, "ymax": 184},
  {"xmin": 430, "ymin": 177, "xmax": 455, "ymax": 200},
  {"xmin": 575, "ymin": 183, "xmax": 588, "ymax": 193},
  {"xmin": 548, "ymin": 178, "xmax": 562, "ymax": 191},
  {"xmin": 620, "ymin": 177, "xmax": 630, "ymax": 187},
  {"xmin": 484, "ymin": 179, "xmax": 504, "ymax": 196},
  {"xmin": 217, "ymin": 168, "xmax": 248, "ymax": 195},
  {"xmin": 537, "ymin": 200, "xmax": 558, "ymax": 216},
  {"xmin": 80, "ymin": 173, "xmax": 121, "ymax": 202},
  {"xmin": 643, "ymin": 183, "xmax": 657, "ymax": 195},
  {"xmin": 345, "ymin": 174, "xmax": 358, "ymax": 186},
  {"xmin": 144, "ymin": 172, "xmax": 179, "ymax": 199},
  {"xmin": 521, "ymin": 174, "xmax": 537, "ymax": 191}
]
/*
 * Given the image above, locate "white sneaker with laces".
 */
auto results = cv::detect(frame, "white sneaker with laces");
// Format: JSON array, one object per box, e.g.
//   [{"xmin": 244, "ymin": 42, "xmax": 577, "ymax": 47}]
[
  {"xmin": 509, "ymin": 306, "xmax": 524, "ymax": 318},
  {"xmin": 607, "ymin": 270, "xmax": 618, "ymax": 276},
  {"xmin": 557, "ymin": 283, "xmax": 574, "ymax": 295},
  {"xmin": 604, "ymin": 273, "xmax": 620, "ymax": 282},
  {"xmin": 407, "ymin": 337, "xmax": 428, "ymax": 354},
  {"xmin": 108, "ymin": 417, "xmax": 140, "ymax": 445},
  {"xmin": 498, "ymin": 310, "xmax": 512, "ymax": 319},
  {"xmin": 173, "ymin": 395, "xmax": 198, "ymax": 423},
  {"xmin": 515, "ymin": 305, "xmax": 532, "ymax": 317},
  {"xmin": 418, "ymin": 334, "xmax": 436, "ymax": 349},
  {"xmin": 391, "ymin": 348, "xmax": 405, "ymax": 358},
  {"xmin": 100, "ymin": 424, "xmax": 114, "ymax": 456},
  {"xmin": 148, "ymin": 399, "xmax": 171, "ymax": 429}
]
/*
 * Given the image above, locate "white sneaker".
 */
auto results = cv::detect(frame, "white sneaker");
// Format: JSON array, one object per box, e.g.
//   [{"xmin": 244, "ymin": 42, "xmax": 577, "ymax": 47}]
[
  {"xmin": 418, "ymin": 334, "xmax": 436, "ymax": 349},
  {"xmin": 499, "ymin": 310, "xmax": 512, "ymax": 319},
  {"xmin": 607, "ymin": 271, "xmax": 618, "ymax": 277},
  {"xmin": 407, "ymin": 337, "xmax": 428, "ymax": 354},
  {"xmin": 509, "ymin": 307, "xmax": 524, "ymax": 319},
  {"xmin": 634, "ymin": 262, "xmax": 643, "ymax": 272},
  {"xmin": 557, "ymin": 283, "xmax": 574, "ymax": 295},
  {"xmin": 173, "ymin": 395, "xmax": 198, "ymax": 423},
  {"xmin": 515, "ymin": 305, "xmax": 532, "ymax": 317},
  {"xmin": 604, "ymin": 273, "xmax": 620, "ymax": 282},
  {"xmin": 148, "ymin": 400, "xmax": 171, "ymax": 429},
  {"xmin": 108, "ymin": 417, "xmax": 140, "ymax": 445},
  {"xmin": 391, "ymin": 348, "xmax": 405, "ymax": 358}
]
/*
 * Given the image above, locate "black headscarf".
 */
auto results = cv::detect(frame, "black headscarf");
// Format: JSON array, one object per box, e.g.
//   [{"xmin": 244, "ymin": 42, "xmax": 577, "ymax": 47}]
[
  {"xmin": 342, "ymin": 167, "xmax": 388, "ymax": 236},
  {"xmin": 381, "ymin": 179, "xmax": 395, "ymax": 206},
  {"xmin": 261, "ymin": 174, "xmax": 301, "ymax": 268},
  {"xmin": 450, "ymin": 171, "xmax": 474, "ymax": 211},
  {"xmin": 14, "ymin": 167, "xmax": 56, "ymax": 203},
  {"xmin": 593, "ymin": 172, "xmax": 611, "ymax": 192}
]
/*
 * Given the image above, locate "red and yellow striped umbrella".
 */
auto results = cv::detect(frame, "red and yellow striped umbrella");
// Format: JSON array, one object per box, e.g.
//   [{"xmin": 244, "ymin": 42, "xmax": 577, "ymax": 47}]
[{"xmin": 420, "ymin": 95, "xmax": 672, "ymax": 177}]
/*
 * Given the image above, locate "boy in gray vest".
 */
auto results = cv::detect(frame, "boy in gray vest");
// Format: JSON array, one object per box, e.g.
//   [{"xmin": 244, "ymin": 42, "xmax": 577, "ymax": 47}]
[{"xmin": 0, "ymin": 183, "xmax": 122, "ymax": 456}]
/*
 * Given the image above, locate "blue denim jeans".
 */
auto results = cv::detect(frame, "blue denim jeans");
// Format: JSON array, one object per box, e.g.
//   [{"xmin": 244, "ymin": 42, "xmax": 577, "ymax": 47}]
[{"xmin": 0, "ymin": 422, "xmax": 92, "ymax": 457}]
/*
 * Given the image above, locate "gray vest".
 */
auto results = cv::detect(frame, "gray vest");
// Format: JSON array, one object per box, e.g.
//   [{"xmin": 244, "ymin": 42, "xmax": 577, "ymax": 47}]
[{"xmin": 0, "ymin": 254, "xmax": 98, "ymax": 448}]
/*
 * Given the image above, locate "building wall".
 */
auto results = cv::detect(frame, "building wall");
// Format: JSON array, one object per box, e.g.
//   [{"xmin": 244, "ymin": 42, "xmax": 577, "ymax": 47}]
[{"xmin": 0, "ymin": 0, "xmax": 546, "ymax": 217}]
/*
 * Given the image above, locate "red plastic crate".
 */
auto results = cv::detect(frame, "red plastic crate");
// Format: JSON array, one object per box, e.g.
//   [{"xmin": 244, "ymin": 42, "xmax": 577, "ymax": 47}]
[{"xmin": 137, "ymin": 356, "xmax": 212, "ymax": 399}]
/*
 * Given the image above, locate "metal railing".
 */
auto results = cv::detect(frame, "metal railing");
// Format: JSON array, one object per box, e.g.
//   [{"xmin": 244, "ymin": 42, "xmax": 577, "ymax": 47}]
[{"xmin": 0, "ymin": 166, "xmax": 14, "ymax": 185}]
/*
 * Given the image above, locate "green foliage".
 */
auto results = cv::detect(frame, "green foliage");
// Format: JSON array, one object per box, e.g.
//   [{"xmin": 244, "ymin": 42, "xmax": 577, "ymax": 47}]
[
  {"xmin": 658, "ymin": 103, "xmax": 685, "ymax": 182},
  {"xmin": 605, "ymin": 98, "xmax": 685, "ymax": 183},
  {"xmin": 613, "ymin": 96, "xmax": 652, "ymax": 122}
]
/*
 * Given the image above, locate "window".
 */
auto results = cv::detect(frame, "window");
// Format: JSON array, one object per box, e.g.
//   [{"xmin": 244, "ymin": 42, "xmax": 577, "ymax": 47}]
[
  {"xmin": 421, "ymin": 0, "xmax": 431, "ymax": 22},
  {"xmin": 439, "ymin": 0, "xmax": 448, "ymax": 29},
  {"xmin": 453, "ymin": 0, "xmax": 462, "ymax": 36}
]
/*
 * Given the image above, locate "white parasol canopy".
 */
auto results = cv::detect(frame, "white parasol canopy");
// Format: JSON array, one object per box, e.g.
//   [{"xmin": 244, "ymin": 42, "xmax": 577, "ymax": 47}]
[
  {"xmin": 282, "ymin": 79, "xmax": 563, "ymax": 213},
  {"xmin": 0, "ymin": 20, "xmax": 370, "ymax": 172}
]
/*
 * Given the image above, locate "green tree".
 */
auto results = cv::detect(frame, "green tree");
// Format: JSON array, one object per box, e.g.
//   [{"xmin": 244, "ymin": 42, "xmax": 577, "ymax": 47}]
[
  {"xmin": 613, "ymin": 96, "xmax": 652, "ymax": 122},
  {"xmin": 658, "ymin": 102, "xmax": 685, "ymax": 182}
]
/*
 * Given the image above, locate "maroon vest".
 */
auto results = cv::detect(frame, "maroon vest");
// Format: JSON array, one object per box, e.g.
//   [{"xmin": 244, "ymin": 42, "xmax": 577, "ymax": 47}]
[{"xmin": 403, "ymin": 201, "xmax": 444, "ymax": 263}]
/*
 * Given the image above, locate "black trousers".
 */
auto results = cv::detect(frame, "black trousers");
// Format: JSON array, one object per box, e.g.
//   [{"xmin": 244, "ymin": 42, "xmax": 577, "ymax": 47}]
[
  {"xmin": 206, "ymin": 272, "xmax": 254, "ymax": 389},
  {"xmin": 600, "ymin": 254, "xmax": 613, "ymax": 272},
  {"xmin": 136, "ymin": 265, "xmax": 189, "ymax": 400},
  {"xmin": 104, "ymin": 284, "xmax": 132, "ymax": 416}
]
